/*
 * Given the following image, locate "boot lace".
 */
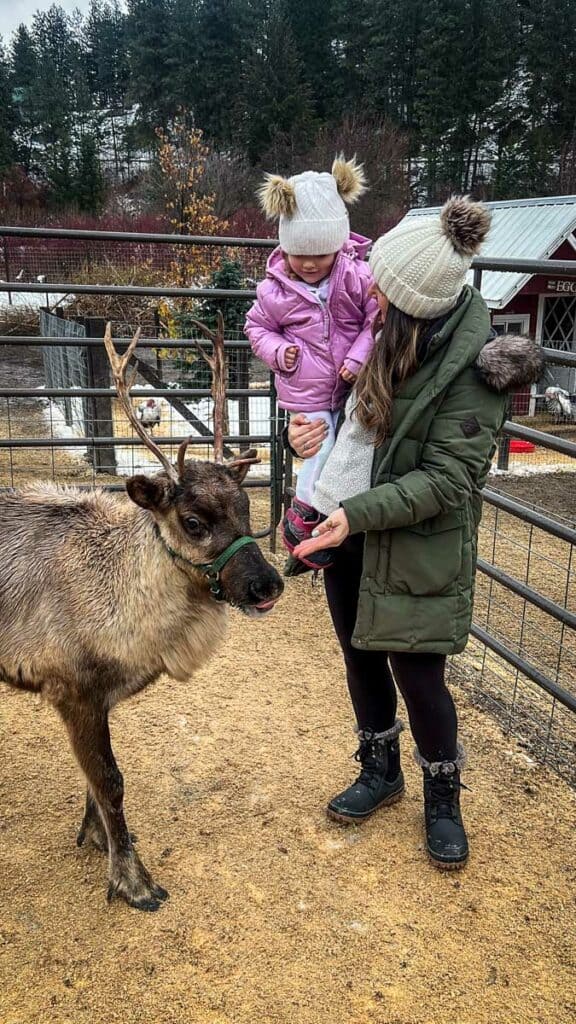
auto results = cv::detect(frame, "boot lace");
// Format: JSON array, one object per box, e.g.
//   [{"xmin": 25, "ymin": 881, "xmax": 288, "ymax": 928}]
[
  {"xmin": 427, "ymin": 773, "xmax": 468, "ymax": 821},
  {"xmin": 352, "ymin": 732, "xmax": 385, "ymax": 789}
]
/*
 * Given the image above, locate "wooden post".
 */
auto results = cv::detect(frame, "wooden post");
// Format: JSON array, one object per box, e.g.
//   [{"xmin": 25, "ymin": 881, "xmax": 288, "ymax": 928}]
[{"xmin": 83, "ymin": 317, "xmax": 117, "ymax": 475}]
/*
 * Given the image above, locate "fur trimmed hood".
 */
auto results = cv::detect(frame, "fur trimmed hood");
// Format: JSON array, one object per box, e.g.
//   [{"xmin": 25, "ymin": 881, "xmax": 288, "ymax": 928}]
[{"xmin": 474, "ymin": 334, "xmax": 544, "ymax": 393}]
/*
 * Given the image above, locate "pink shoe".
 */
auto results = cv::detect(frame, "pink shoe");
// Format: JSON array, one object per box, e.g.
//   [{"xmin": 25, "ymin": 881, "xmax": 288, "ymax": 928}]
[
  {"xmin": 281, "ymin": 499, "xmax": 333, "ymax": 571},
  {"xmin": 282, "ymin": 498, "xmax": 320, "ymax": 552}
]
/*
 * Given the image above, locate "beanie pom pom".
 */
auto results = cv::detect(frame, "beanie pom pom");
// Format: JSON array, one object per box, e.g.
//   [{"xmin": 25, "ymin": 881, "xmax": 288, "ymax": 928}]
[
  {"xmin": 440, "ymin": 195, "xmax": 491, "ymax": 257},
  {"xmin": 331, "ymin": 154, "xmax": 367, "ymax": 204},
  {"xmin": 258, "ymin": 174, "xmax": 297, "ymax": 219}
]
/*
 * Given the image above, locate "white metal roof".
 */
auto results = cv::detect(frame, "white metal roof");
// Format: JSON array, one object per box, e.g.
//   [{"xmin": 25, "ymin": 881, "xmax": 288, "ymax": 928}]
[{"xmin": 404, "ymin": 195, "xmax": 576, "ymax": 309}]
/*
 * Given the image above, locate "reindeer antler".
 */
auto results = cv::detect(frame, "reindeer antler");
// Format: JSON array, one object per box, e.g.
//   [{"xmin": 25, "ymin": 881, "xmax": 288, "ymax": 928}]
[
  {"xmin": 226, "ymin": 448, "xmax": 261, "ymax": 471},
  {"xmin": 103, "ymin": 322, "xmax": 179, "ymax": 484},
  {"xmin": 186, "ymin": 310, "xmax": 228, "ymax": 463}
]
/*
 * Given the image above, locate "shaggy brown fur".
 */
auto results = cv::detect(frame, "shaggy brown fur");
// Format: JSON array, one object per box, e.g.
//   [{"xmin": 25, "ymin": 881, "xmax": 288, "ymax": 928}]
[
  {"xmin": 0, "ymin": 462, "xmax": 283, "ymax": 911},
  {"xmin": 258, "ymin": 174, "xmax": 297, "ymax": 219},
  {"xmin": 331, "ymin": 154, "xmax": 367, "ymax": 203},
  {"xmin": 440, "ymin": 195, "xmax": 492, "ymax": 256}
]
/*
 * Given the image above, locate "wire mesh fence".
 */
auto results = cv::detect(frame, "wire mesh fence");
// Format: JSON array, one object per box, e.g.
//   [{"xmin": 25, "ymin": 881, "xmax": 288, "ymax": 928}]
[
  {"xmin": 449, "ymin": 496, "xmax": 576, "ymax": 784},
  {"xmin": 0, "ymin": 232, "xmax": 272, "ymax": 298},
  {"xmin": 0, "ymin": 227, "xmax": 575, "ymax": 784}
]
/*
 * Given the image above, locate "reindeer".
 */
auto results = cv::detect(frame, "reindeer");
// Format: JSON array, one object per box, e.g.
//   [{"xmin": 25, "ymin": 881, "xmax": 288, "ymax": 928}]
[{"xmin": 0, "ymin": 322, "xmax": 283, "ymax": 911}]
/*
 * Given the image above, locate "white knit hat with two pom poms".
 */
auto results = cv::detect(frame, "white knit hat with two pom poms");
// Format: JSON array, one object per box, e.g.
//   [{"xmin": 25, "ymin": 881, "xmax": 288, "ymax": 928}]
[
  {"xmin": 369, "ymin": 196, "xmax": 492, "ymax": 319},
  {"xmin": 258, "ymin": 156, "xmax": 367, "ymax": 256}
]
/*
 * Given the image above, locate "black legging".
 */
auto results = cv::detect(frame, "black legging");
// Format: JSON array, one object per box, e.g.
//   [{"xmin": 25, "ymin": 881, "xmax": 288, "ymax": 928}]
[{"xmin": 323, "ymin": 533, "xmax": 458, "ymax": 763}]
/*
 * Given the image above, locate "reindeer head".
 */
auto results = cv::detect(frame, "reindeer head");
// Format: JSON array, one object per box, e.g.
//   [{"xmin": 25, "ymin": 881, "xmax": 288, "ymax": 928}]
[
  {"xmin": 104, "ymin": 323, "xmax": 283, "ymax": 616},
  {"xmin": 127, "ymin": 446, "xmax": 283, "ymax": 615}
]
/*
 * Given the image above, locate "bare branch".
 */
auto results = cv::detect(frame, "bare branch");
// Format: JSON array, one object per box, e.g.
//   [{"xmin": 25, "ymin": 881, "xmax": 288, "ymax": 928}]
[
  {"xmin": 183, "ymin": 313, "xmax": 229, "ymax": 464},
  {"xmin": 103, "ymin": 322, "xmax": 179, "ymax": 483},
  {"xmin": 186, "ymin": 317, "xmax": 216, "ymax": 369},
  {"xmin": 211, "ymin": 312, "xmax": 228, "ymax": 464}
]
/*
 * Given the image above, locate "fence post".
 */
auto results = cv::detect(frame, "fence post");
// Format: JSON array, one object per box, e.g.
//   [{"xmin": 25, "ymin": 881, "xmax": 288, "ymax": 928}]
[
  {"xmin": 83, "ymin": 317, "xmax": 117, "ymax": 475},
  {"xmin": 238, "ymin": 348, "xmax": 250, "ymax": 438},
  {"xmin": 497, "ymin": 396, "xmax": 512, "ymax": 471}
]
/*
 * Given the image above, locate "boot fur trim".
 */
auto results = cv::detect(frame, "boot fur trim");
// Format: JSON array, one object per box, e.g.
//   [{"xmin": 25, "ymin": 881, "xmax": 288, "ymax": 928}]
[
  {"xmin": 414, "ymin": 742, "xmax": 466, "ymax": 776},
  {"xmin": 358, "ymin": 720, "xmax": 404, "ymax": 743}
]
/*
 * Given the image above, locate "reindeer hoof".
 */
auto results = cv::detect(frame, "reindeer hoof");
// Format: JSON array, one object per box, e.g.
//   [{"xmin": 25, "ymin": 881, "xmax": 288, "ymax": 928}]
[
  {"xmin": 107, "ymin": 880, "xmax": 169, "ymax": 912},
  {"xmin": 128, "ymin": 884, "xmax": 169, "ymax": 913},
  {"xmin": 107, "ymin": 852, "xmax": 169, "ymax": 912}
]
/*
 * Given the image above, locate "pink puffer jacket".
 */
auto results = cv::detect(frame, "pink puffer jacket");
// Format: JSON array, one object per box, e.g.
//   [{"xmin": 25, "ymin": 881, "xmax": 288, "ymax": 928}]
[{"xmin": 244, "ymin": 233, "xmax": 377, "ymax": 412}]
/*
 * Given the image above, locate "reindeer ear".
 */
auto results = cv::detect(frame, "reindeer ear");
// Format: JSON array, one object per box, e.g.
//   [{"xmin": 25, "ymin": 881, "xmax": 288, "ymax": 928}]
[
  {"xmin": 331, "ymin": 154, "xmax": 368, "ymax": 204},
  {"xmin": 126, "ymin": 474, "xmax": 175, "ymax": 511},
  {"xmin": 257, "ymin": 174, "xmax": 297, "ymax": 219},
  {"xmin": 226, "ymin": 448, "xmax": 261, "ymax": 484}
]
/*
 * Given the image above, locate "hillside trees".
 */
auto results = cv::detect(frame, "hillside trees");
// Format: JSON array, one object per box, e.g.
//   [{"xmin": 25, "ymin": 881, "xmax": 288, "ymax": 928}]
[{"xmin": 0, "ymin": 0, "xmax": 575, "ymax": 215}]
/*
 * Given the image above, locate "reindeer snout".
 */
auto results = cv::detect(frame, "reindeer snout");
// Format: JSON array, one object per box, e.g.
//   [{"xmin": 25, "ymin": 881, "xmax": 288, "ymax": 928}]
[{"xmin": 249, "ymin": 573, "xmax": 284, "ymax": 606}]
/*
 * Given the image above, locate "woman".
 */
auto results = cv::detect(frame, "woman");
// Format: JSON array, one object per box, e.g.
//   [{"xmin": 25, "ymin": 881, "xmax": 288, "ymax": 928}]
[{"xmin": 288, "ymin": 196, "xmax": 542, "ymax": 869}]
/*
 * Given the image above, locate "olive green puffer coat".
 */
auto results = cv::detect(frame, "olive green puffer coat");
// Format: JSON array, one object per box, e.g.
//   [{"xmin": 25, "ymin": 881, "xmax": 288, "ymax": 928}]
[{"xmin": 340, "ymin": 286, "xmax": 543, "ymax": 655}]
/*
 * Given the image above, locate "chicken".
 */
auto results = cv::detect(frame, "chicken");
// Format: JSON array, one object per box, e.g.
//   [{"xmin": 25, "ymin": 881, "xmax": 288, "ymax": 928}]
[
  {"xmin": 136, "ymin": 397, "xmax": 162, "ymax": 433},
  {"xmin": 544, "ymin": 386, "xmax": 576, "ymax": 423}
]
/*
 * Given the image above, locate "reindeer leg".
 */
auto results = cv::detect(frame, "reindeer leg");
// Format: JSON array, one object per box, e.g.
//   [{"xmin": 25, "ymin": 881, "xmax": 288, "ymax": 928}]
[
  {"xmin": 77, "ymin": 790, "xmax": 108, "ymax": 851},
  {"xmin": 77, "ymin": 789, "xmax": 138, "ymax": 851},
  {"xmin": 60, "ymin": 702, "xmax": 168, "ymax": 911},
  {"xmin": 77, "ymin": 790, "xmax": 138, "ymax": 852}
]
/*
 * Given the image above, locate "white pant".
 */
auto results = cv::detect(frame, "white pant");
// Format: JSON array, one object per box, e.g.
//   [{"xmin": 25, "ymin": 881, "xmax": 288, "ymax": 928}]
[{"xmin": 292, "ymin": 410, "xmax": 339, "ymax": 506}]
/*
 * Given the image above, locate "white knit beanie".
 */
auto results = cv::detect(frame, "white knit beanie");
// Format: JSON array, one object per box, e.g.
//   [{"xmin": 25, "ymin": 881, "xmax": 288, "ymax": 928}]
[
  {"xmin": 369, "ymin": 196, "xmax": 492, "ymax": 319},
  {"xmin": 258, "ymin": 156, "xmax": 367, "ymax": 256}
]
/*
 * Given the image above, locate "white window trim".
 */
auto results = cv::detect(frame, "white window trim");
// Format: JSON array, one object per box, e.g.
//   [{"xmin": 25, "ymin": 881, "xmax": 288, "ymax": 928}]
[{"xmin": 492, "ymin": 314, "xmax": 531, "ymax": 334}]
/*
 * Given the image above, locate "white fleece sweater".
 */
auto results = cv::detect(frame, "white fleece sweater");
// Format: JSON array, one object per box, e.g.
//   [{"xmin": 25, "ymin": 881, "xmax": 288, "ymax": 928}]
[{"xmin": 312, "ymin": 393, "xmax": 375, "ymax": 516}]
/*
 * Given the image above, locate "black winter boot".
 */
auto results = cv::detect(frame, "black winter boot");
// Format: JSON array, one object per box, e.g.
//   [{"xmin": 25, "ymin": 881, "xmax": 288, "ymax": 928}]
[
  {"xmin": 327, "ymin": 721, "xmax": 405, "ymax": 823},
  {"xmin": 416, "ymin": 746, "xmax": 469, "ymax": 870}
]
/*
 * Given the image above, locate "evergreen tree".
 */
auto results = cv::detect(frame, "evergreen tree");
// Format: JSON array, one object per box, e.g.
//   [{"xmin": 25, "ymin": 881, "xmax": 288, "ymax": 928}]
[
  {"xmin": 169, "ymin": 0, "xmax": 202, "ymax": 112},
  {"xmin": 126, "ymin": 0, "xmax": 179, "ymax": 139},
  {"xmin": 415, "ymin": 0, "xmax": 521, "ymax": 201},
  {"xmin": 0, "ymin": 41, "xmax": 15, "ymax": 176},
  {"xmin": 196, "ymin": 258, "xmax": 252, "ymax": 330},
  {"xmin": 181, "ymin": 0, "xmax": 260, "ymax": 148},
  {"xmin": 331, "ymin": 0, "xmax": 374, "ymax": 113},
  {"xmin": 84, "ymin": 0, "xmax": 130, "ymax": 108},
  {"xmin": 364, "ymin": 0, "xmax": 424, "ymax": 173},
  {"xmin": 282, "ymin": 0, "xmax": 339, "ymax": 118},
  {"xmin": 10, "ymin": 25, "xmax": 41, "ymax": 173},
  {"xmin": 31, "ymin": 5, "xmax": 77, "ymax": 201},
  {"xmin": 239, "ymin": 2, "xmax": 316, "ymax": 166},
  {"xmin": 74, "ymin": 134, "xmax": 106, "ymax": 212},
  {"xmin": 522, "ymin": 0, "xmax": 576, "ymax": 194}
]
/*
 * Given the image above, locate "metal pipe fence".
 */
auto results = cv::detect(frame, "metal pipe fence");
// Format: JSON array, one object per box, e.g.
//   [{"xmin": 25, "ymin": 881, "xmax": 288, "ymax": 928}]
[{"xmin": 0, "ymin": 226, "xmax": 575, "ymax": 783}]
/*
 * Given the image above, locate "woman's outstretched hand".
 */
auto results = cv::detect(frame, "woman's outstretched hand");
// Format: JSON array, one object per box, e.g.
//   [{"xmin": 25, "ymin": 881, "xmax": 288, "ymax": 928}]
[
  {"xmin": 288, "ymin": 413, "xmax": 329, "ymax": 459},
  {"xmin": 294, "ymin": 507, "xmax": 350, "ymax": 559}
]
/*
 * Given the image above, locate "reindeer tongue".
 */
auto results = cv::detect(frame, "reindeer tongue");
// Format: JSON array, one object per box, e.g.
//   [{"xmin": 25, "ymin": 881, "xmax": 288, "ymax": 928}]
[{"xmin": 255, "ymin": 599, "xmax": 278, "ymax": 611}]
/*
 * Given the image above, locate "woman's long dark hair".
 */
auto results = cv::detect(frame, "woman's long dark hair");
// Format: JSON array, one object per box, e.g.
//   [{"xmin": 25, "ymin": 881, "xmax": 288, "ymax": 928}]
[{"xmin": 353, "ymin": 303, "xmax": 429, "ymax": 446}]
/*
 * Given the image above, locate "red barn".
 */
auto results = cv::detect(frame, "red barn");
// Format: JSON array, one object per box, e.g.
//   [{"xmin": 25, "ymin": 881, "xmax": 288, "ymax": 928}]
[{"xmin": 405, "ymin": 196, "xmax": 576, "ymax": 415}]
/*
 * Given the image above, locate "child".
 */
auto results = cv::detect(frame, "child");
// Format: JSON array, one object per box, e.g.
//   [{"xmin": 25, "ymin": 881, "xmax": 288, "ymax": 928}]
[{"xmin": 244, "ymin": 156, "xmax": 377, "ymax": 571}]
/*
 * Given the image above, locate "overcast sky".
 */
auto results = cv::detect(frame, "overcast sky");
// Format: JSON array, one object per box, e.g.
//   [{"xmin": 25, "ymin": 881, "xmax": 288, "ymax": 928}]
[{"xmin": 0, "ymin": 0, "xmax": 95, "ymax": 44}]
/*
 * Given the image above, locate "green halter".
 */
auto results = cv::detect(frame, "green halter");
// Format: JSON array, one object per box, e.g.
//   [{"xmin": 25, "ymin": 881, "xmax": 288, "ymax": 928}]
[{"xmin": 155, "ymin": 526, "xmax": 257, "ymax": 600}]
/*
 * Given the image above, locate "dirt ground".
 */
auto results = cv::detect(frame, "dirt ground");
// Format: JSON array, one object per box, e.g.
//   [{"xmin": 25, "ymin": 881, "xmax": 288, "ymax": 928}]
[
  {"xmin": 490, "ymin": 470, "xmax": 576, "ymax": 525},
  {"xmin": 1, "ymin": 356, "xmax": 575, "ymax": 1023},
  {"xmin": 1, "ymin": 541, "xmax": 576, "ymax": 1024}
]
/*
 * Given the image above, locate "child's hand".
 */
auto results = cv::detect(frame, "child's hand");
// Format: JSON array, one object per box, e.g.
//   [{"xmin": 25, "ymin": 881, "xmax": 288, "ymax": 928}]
[
  {"xmin": 284, "ymin": 346, "xmax": 299, "ymax": 369},
  {"xmin": 339, "ymin": 366, "xmax": 357, "ymax": 383}
]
